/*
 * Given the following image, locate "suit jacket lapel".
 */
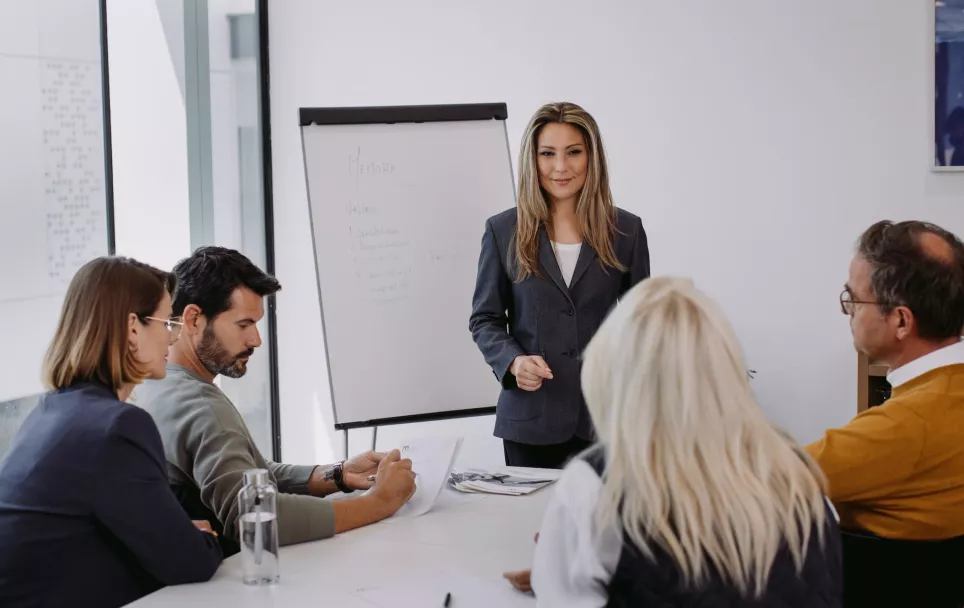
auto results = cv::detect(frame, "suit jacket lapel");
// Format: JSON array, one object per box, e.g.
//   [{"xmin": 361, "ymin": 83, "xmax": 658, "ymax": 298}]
[
  {"xmin": 538, "ymin": 227, "xmax": 570, "ymax": 299},
  {"xmin": 568, "ymin": 242, "xmax": 597, "ymax": 290}
]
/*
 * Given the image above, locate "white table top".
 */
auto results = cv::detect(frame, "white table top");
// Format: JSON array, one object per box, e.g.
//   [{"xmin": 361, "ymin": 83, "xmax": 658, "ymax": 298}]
[{"xmin": 129, "ymin": 473, "xmax": 555, "ymax": 607}]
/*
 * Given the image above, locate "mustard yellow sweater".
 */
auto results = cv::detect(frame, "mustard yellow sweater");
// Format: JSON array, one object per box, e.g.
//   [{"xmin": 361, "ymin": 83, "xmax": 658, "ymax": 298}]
[{"xmin": 806, "ymin": 364, "xmax": 964, "ymax": 540}]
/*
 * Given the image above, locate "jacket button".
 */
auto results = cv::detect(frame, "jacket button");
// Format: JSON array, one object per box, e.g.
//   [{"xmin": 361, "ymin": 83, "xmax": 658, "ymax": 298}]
[{"xmin": 566, "ymin": 308, "xmax": 574, "ymax": 316}]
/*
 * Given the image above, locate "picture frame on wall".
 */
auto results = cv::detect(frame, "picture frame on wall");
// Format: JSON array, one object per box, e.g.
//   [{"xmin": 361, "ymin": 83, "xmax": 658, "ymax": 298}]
[{"xmin": 935, "ymin": 0, "xmax": 964, "ymax": 171}]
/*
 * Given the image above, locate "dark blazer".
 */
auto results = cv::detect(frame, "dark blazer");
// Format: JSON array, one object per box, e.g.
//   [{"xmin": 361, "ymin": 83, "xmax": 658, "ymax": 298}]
[
  {"xmin": 0, "ymin": 382, "xmax": 222, "ymax": 608},
  {"xmin": 470, "ymin": 207, "xmax": 650, "ymax": 445}
]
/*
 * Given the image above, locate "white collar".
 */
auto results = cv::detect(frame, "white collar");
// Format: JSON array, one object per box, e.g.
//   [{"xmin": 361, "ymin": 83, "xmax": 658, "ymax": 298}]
[{"xmin": 887, "ymin": 339, "xmax": 964, "ymax": 388}]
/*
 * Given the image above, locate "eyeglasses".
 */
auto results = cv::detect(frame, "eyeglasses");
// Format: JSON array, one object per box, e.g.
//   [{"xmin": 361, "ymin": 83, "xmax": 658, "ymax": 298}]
[
  {"xmin": 839, "ymin": 289, "xmax": 878, "ymax": 316},
  {"xmin": 143, "ymin": 316, "xmax": 185, "ymax": 343}
]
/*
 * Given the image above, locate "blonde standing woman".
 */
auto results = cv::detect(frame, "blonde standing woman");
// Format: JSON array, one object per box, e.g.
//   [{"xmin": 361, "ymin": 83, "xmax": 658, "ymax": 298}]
[
  {"xmin": 470, "ymin": 102, "xmax": 650, "ymax": 468},
  {"xmin": 529, "ymin": 277, "xmax": 842, "ymax": 606}
]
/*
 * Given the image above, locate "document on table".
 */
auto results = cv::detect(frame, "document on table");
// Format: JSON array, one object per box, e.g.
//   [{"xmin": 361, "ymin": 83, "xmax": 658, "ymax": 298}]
[
  {"xmin": 385, "ymin": 436, "xmax": 463, "ymax": 520},
  {"xmin": 352, "ymin": 569, "xmax": 534, "ymax": 607},
  {"xmin": 449, "ymin": 467, "xmax": 560, "ymax": 496}
]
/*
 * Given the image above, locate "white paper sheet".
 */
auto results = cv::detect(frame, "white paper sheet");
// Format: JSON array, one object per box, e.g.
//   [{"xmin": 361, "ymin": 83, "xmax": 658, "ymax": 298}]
[{"xmin": 385, "ymin": 436, "xmax": 463, "ymax": 520}]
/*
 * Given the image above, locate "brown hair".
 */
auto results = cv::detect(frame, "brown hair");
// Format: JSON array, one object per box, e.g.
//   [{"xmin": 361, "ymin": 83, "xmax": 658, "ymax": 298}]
[
  {"xmin": 42, "ymin": 256, "xmax": 175, "ymax": 391},
  {"xmin": 857, "ymin": 220, "xmax": 964, "ymax": 341},
  {"xmin": 513, "ymin": 102, "xmax": 624, "ymax": 281}
]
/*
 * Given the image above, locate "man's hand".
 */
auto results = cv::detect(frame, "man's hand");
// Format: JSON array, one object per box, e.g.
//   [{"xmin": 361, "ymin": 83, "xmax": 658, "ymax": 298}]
[
  {"xmin": 308, "ymin": 451, "xmax": 389, "ymax": 496},
  {"xmin": 369, "ymin": 449, "xmax": 417, "ymax": 512},
  {"xmin": 511, "ymin": 355, "xmax": 553, "ymax": 391},
  {"xmin": 343, "ymin": 450, "xmax": 385, "ymax": 490},
  {"xmin": 330, "ymin": 450, "xmax": 417, "ymax": 534}
]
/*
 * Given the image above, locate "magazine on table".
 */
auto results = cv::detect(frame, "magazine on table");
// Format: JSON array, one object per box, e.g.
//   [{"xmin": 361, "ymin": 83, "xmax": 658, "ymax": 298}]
[{"xmin": 448, "ymin": 467, "xmax": 560, "ymax": 496}]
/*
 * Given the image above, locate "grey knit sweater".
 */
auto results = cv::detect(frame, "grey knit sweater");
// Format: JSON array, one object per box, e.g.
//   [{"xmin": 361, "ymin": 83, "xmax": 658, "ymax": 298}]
[{"xmin": 133, "ymin": 364, "xmax": 335, "ymax": 546}]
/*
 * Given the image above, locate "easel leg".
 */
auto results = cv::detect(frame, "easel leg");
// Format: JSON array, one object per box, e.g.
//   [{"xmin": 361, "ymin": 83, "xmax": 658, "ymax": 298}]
[
  {"xmin": 343, "ymin": 428, "xmax": 349, "ymax": 461},
  {"xmin": 371, "ymin": 426, "xmax": 378, "ymax": 452}
]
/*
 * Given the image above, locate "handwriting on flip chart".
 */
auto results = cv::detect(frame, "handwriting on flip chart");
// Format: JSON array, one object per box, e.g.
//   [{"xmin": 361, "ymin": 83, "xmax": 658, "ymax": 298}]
[{"xmin": 345, "ymin": 147, "xmax": 411, "ymax": 303}]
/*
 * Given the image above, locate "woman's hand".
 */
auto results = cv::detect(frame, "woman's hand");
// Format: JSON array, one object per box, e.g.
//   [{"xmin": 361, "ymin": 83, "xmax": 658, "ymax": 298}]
[
  {"xmin": 503, "ymin": 533, "xmax": 539, "ymax": 593},
  {"xmin": 511, "ymin": 356, "xmax": 553, "ymax": 391},
  {"xmin": 192, "ymin": 520, "xmax": 216, "ymax": 536},
  {"xmin": 503, "ymin": 569, "xmax": 532, "ymax": 593}
]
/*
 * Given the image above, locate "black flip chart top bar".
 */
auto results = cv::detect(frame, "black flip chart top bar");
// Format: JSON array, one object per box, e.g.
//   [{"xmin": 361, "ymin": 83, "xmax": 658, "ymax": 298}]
[
  {"xmin": 333, "ymin": 407, "xmax": 497, "ymax": 431},
  {"xmin": 299, "ymin": 103, "xmax": 508, "ymax": 127}
]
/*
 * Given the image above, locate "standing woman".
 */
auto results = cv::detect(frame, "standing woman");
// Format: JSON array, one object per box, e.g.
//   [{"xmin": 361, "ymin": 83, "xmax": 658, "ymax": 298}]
[
  {"xmin": 0, "ymin": 257, "xmax": 222, "ymax": 608},
  {"xmin": 470, "ymin": 102, "xmax": 650, "ymax": 468}
]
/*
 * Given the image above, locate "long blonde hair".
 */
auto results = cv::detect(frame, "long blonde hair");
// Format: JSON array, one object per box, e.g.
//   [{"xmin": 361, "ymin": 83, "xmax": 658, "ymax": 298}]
[
  {"xmin": 513, "ymin": 102, "xmax": 623, "ymax": 281},
  {"xmin": 581, "ymin": 277, "xmax": 827, "ymax": 596}
]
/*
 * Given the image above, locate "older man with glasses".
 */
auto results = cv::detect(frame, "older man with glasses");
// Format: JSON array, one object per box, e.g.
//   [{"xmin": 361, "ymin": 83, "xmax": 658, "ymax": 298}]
[{"xmin": 807, "ymin": 220, "xmax": 964, "ymax": 543}]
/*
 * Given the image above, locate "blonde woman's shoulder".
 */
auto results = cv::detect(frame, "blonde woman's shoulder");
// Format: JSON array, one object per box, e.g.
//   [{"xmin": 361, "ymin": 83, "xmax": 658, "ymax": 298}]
[
  {"xmin": 487, "ymin": 207, "xmax": 517, "ymax": 229},
  {"xmin": 613, "ymin": 208, "xmax": 644, "ymax": 235},
  {"xmin": 614, "ymin": 207, "xmax": 640, "ymax": 223}
]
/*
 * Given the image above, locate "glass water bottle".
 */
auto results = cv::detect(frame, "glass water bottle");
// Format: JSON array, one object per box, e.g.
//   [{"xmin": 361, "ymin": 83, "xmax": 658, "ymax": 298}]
[{"xmin": 237, "ymin": 468, "xmax": 280, "ymax": 585}]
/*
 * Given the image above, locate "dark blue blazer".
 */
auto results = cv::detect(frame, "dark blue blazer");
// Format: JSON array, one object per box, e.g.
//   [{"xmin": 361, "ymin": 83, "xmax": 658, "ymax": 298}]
[
  {"xmin": 0, "ymin": 382, "xmax": 222, "ymax": 608},
  {"xmin": 470, "ymin": 207, "xmax": 650, "ymax": 445}
]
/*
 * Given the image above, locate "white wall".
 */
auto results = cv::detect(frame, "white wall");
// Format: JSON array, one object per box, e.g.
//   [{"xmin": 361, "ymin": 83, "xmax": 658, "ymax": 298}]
[{"xmin": 268, "ymin": 0, "xmax": 964, "ymax": 466}]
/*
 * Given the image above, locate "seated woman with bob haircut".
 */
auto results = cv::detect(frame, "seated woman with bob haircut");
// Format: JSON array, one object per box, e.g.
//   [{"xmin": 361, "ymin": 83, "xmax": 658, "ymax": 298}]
[{"xmin": 0, "ymin": 256, "xmax": 223, "ymax": 608}]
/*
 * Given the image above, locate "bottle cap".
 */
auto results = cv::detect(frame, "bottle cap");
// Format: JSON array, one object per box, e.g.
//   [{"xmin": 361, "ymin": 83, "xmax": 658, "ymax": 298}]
[{"xmin": 243, "ymin": 468, "xmax": 270, "ymax": 487}]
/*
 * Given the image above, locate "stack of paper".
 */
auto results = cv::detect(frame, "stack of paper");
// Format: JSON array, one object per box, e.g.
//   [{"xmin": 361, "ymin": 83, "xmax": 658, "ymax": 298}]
[{"xmin": 449, "ymin": 468, "xmax": 559, "ymax": 496}]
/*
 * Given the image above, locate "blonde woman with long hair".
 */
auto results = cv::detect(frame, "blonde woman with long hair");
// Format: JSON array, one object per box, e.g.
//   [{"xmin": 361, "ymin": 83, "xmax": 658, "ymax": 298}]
[
  {"xmin": 470, "ymin": 102, "xmax": 650, "ymax": 468},
  {"xmin": 528, "ymin": 277, "xmax": 842, "ymax": 606}
]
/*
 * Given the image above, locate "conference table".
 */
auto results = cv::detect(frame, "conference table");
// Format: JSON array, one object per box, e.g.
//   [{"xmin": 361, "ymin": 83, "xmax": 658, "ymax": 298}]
[{"xmin": 130, "ymin": 469, "xmax": 557, "ymax": 607}]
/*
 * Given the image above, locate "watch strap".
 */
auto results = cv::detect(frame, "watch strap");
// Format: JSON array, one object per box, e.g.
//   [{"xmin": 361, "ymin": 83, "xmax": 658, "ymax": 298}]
[{"xmin": 329, "ymin": 462, "xmax": 354, "ymax": 494}]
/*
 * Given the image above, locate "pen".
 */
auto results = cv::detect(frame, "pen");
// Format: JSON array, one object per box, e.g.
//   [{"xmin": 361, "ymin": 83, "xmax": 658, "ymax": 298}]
[
  {"xmin": 367, "ymin": 472, "xmax": 418, "ymax": 482},
  {"xmin": 443, "ymin": 592, "xmax": 451, "ymax": 606}
]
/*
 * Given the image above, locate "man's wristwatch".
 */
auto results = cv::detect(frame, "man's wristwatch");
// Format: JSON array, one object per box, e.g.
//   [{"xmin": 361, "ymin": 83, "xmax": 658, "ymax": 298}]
[{"xmin": 323, "ymin": 462, "xmax": 355, "ymax": 494}]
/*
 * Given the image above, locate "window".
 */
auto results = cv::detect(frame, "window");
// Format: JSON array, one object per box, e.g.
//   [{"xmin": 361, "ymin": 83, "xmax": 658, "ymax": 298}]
[{"xmin": 106, "ymin": 0, "xmax": 277, "ymax": 457}]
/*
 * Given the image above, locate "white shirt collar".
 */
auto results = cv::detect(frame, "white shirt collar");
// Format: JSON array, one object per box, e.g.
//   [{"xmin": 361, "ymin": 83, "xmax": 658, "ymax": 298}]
[{"xmin": 886, "ymin": 339, "xmax": 964, "ymax": 388}]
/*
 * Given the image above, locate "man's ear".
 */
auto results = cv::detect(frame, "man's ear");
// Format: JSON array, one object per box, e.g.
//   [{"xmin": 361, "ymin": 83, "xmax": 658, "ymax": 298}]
[
  {"xmin": 894, "ymin": 306, "xmax": 914, "ymax": 340},
  {"xmin": 182, "ymin": 304, "xmax": 206, "ymax": 335}
]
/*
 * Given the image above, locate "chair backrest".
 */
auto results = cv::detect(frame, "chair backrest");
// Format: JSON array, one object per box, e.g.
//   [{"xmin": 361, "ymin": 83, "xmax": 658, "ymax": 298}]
[
  {"xmin": 0, "ymin": 395, "xmax": 40, "ymax": 458},
  {"xmin": 842, "ymin": 530, "xmax": 964, "ymax": 607},
  {"xmin": 169, "ymin": 482, "xmax": 240, "ymax": 557}
]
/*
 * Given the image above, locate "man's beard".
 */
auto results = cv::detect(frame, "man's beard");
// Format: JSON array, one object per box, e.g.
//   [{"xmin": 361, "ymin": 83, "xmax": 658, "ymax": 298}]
[{"xmin": 197, "ymin": 325, "xmax": 255, "ymax": 379}]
